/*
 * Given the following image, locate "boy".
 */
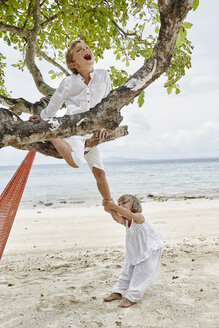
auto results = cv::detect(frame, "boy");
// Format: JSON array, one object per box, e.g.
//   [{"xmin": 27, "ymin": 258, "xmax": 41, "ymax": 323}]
[{"xmin": 30, "ymin": 40, "xmax": 113, "ymax": 204}]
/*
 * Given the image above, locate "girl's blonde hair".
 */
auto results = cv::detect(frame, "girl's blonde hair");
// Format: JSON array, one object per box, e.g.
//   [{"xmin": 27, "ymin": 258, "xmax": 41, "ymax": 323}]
[
  {"xmin": 118, "ymin": 194, "xmax": 142, "ymax": 213},
  {"xmin": 65, "ymin": 40, "xmax": 81, "ymax": 74}
]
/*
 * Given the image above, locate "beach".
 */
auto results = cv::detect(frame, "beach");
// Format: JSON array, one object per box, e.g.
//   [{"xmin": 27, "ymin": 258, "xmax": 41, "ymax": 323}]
[{"xmin": 0, "ymin": 199, "xmax": 219, "ymax": 328}]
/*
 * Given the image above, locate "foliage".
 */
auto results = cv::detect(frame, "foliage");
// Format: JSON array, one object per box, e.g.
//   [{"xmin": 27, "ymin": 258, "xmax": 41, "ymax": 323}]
[
  {"xmin": 0, "ymin": 52, "xmax": 10, "ymax": 97},
  {"xmin": 0, "ymin": 0, "xmax": 199, "ymax": 104},
  {"xmin": 165, "ymin": 22, "xmax": 194, "ymax": 95}
]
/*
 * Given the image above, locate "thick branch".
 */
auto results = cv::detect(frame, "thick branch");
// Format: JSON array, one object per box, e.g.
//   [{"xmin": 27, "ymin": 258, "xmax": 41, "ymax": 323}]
[
  {"xmin": 0, "ymin": 101, "xmax": 123, "ymax": 148},
  {"xmin": 0, "ymin": 107, "xmax": 128, "ymax": 158},
  {"xmin": 15, "ymin": 125, "xmax": 128, "ymax": 158}
]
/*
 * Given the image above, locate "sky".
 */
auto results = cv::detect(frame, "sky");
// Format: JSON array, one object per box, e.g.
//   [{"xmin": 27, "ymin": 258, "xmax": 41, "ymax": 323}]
[{"xmin": 0, "ymin": 1, "xmax": 219, "ymax": 166}]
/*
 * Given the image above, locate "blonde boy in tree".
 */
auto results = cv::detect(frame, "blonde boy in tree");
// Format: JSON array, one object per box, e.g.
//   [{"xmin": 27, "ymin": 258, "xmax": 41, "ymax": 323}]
[{"xmin": 30, "ymin": 41, "xmax": 115, "ymax": 210}]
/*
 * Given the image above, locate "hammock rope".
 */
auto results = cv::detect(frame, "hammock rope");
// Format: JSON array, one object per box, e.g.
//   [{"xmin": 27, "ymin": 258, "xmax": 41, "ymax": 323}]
[{"xmin": 0, "ymin": 151, "xmax": 36, "ymax": 260}]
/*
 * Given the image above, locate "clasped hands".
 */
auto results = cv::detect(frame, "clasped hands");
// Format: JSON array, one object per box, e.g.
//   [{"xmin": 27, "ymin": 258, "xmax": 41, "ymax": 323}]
[{"xmin": 102, "ymin": 198, "xmax": 116, "ymax": 212}]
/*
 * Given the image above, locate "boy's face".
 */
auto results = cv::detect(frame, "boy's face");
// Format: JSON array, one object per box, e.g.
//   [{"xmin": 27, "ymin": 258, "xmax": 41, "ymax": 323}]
[{"xmin": 69, "ymin": 41, "xmax": 94, "ymax": 71}]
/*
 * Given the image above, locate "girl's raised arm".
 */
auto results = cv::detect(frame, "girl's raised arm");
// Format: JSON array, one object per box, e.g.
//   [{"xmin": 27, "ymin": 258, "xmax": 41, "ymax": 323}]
[{"xmin": 104, "ymin": 200, "xmax": 144, "ymax": 224}]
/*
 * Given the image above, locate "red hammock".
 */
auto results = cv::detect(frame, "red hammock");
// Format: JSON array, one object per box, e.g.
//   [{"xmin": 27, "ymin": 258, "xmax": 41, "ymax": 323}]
[{"xmin": 0, "ymin": 151, "xmax": 36, "ymax": 259}]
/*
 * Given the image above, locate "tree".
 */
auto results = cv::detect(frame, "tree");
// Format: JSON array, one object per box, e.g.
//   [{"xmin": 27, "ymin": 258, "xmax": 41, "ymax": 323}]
[{"xmin": 0, "ymin": 0, "xmax": 199, "ymax": 159}]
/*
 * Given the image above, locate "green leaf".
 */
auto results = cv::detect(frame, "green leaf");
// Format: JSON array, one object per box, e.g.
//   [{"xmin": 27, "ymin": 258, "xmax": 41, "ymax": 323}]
[
  {"xmin": 175, "ymin": 27, "xmax": 187, "ymax": 48},
  {"xmin": 183, "ymin": 22, "xmax": 193, "ymax": 29},
  {"xmin": 175, "ymin": 88, "xmax": 180, "ymax": 95},
  {"xmin": 137, "ymin": 91, "xmax": 145, "ymax": 107},
  {"xmin": 155, "ymin": 25, "xmax": 159, "ymax": 34},
  {"xmin": 167, "ymin": 86, "xmax": 172, "ymax": 94},
  {"xmin": 192, "ymin": 0, "xmax": 199, "ymax": 11},
  {"xmin": 127, "ymin": 41, "xmax": 133, "ymax": 50}
]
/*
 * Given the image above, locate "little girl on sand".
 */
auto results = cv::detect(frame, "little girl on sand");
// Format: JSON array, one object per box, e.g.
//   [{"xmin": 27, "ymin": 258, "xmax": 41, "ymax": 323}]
[{"xmin": 103, "ymin": 194, "xmax": 163, "ymax": 308}]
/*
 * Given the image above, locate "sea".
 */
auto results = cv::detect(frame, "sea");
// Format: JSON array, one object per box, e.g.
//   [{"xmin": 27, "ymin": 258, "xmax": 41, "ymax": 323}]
[{"xmin": 0, "ymin": 158, "xmax": 219, "ymax": 209}]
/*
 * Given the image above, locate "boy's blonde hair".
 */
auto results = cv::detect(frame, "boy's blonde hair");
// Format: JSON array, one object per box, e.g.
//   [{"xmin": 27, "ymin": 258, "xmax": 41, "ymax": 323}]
[
  {"xmin": 118, "ymin": 194, "xmax": 142, "ymax": 213},
  {"xmin": 66, "ymin": 40, "xmax": 81, "ymax": 74}
]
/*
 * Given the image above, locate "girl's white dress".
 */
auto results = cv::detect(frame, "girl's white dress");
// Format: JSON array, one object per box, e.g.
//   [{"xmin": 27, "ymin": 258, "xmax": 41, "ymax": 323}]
[
  {"xmin": 112, "ymin": 217, "xmax": 163, "ymax": 303},
  {"xmin": 126, "ymin": 219, "xmax": 163, "ymax": 265}
]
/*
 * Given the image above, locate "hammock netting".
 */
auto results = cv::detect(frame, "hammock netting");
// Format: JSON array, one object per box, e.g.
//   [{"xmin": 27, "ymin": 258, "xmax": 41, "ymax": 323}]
[{"xmin": 0, "ymin": 151, "xmax": 36, "ymax": 259}]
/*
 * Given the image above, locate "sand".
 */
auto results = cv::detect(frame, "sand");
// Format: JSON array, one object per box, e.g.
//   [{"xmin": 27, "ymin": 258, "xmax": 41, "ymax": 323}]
[{"xmin": 0, "ymin": 199, "xmax": 219, "ymax": 328}]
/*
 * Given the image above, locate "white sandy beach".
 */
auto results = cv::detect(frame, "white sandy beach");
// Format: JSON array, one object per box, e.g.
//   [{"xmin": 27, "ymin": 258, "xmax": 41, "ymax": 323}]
[{"xmin": 0, "ymin": 199, "xmax": 219, "ymax": 328}]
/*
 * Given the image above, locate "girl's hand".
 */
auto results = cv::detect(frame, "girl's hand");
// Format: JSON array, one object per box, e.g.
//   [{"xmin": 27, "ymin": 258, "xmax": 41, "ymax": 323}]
[{"xmin": 105, "ymin": 209, "xmax": 126, "ymax": 226}]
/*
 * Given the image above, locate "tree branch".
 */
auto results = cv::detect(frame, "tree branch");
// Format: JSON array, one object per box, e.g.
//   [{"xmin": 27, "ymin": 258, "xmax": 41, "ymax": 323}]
[
  {"xmin": 0, "ymin": 100, "xmax": 123, "ymax": 148},
  {"xmin": 15, "ymin": 125, "xmax": 128, "ymax": 158},
  {"xmin": 111, "ymin": 19, "xmax": 137, "ymax": 37},
  {"xmin": 0, "ymin": 95, "xmax": 50, "ymax": 116},
  {"xmin": 36, "ymin": 48, "xmax": 70, "ymax": 76},
  {"xmin": 33, "ymin": 0, "xmax": 41, "ymax": 33},
  {"xmin": 0, "ymin": 21, "xmax": 29, "ymax": 37},
  {"xmin": 40, "ymin": 14, "xmax": 59, "ymax": 29},
  {"xmin": 0, "ymin": 107, "xmax": 128, "ymax": 158},
  {"xmin": 24, "ymin": 0, "xmax": 56, "ymax": 96}
]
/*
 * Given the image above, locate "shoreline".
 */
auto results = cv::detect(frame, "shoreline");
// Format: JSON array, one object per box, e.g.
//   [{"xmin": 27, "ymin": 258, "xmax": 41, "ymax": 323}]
[
  {"xmin": 1, "ymin": 199, "xmax": 219, "ymax": 328},
  {"xmin": 18, "ymin": 194, "xmax": 219, "ymax": 210}
]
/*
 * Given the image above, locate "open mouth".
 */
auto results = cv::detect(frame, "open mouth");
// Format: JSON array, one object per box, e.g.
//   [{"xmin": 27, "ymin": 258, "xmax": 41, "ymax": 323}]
[{"xmin": 84, "ymin": 53, "xmax": 92, "ymax": 60}]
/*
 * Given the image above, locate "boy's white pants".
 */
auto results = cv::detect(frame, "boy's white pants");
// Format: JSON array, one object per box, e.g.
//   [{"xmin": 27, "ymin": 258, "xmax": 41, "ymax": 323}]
[
  {"xmin": 64, "ymin": 135, "xmax": 104, "ymax": 170},
  {"xmin": 112, "ymin": 248, "xmax": 162, "ymax": 303}
]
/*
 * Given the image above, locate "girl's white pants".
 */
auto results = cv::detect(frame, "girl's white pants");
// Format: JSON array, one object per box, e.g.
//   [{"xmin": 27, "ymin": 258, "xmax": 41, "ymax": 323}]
[{"xmin": 112, "ymin": 248, "xmax": 162, "ymax": 303}]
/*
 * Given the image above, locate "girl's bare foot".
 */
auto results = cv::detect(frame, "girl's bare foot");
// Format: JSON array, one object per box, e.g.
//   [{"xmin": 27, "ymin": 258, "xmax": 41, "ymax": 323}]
[
  {"xmin": 118, "ymin": 298, "xmax": 136, "ymax": 308},
  {"xmin": 103, "ymin": 293, "xmax": 122, "ymax": 302}
]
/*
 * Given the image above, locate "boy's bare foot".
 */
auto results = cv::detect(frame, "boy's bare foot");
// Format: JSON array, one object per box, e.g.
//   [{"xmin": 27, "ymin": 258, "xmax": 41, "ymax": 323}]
[
  {"xmin": 118, "ymin": 298, "xmax": 136, "ymax": 308},
  {"xmin": 103, "ymin": 293, "xmax": 122, "ymax": 302}
]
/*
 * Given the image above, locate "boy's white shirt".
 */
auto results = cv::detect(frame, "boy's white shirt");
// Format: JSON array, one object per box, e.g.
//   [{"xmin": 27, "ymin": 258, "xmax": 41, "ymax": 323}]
[{"xmin": 40, "ymin": 69, "xmax": 111, "ymax": 120}]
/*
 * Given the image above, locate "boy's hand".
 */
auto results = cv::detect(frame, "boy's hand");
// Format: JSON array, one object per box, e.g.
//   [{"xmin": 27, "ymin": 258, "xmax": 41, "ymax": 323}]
[
  {"xmin": 29, "ymin": 115, "xmax": 42, "ymax": 121},
  {"xmin": 94, "ymin": 129, "xmax": 110, "ymax": 140},
  {"xmin": 102, "ymin": 199, "xmax": 116, "ymax": 211}
]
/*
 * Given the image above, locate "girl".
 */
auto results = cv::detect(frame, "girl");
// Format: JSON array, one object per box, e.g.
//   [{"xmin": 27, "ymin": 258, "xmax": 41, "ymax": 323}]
[{"xmin": 103, "ymin": 194, "xmax": 163, "ymax": 308}]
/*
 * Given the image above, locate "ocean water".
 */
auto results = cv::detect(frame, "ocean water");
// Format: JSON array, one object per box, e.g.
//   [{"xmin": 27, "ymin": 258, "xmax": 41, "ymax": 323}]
[{"xmin": 0, "ymin": 158, "xmax": 219, "ymax": 209}]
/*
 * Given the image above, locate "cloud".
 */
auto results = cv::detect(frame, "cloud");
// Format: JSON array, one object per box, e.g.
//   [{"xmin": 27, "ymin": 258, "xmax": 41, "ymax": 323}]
[{"xmin": 101, "ymin": 121, "xmax": 219, "ymax": 160}]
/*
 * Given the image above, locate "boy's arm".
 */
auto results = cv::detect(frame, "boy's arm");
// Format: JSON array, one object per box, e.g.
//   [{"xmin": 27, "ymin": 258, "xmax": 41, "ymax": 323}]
[
  {"xmin": 103, "ymin": 70, "xmax": 112, "ymax": 97},
  {"xmin": 40, "ymin": 78, "xmax": 69, "ymax": 120},
  {"xmin": 104, "ymin": 200, "xmax": 144, "ymax": 224},
  {"xmin": 93, "ymin": 71, "xmax": 112, "ymax": 140}
]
